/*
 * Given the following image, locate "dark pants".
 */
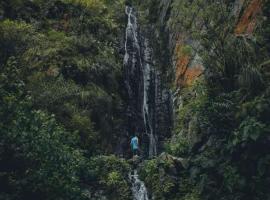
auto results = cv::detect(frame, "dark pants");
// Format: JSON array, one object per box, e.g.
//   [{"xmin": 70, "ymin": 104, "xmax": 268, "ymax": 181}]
[{"xmin": 132, "ymin": 148, "xmax": 138, "ymax": 156}]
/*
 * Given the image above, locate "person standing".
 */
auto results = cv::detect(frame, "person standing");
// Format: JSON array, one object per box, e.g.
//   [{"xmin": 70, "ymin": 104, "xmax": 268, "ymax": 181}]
[{"xmin": 130, "ymin": 135, "xmax": 139, "ymax": 156}]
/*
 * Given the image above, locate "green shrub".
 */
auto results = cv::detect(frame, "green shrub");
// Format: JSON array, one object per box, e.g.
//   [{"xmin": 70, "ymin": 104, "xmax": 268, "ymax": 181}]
[
  {"xmin": 0, "ymin": 59, "xmax": 85, "ymax": 200},
  {"xmin": 85, "ymin": 155, "xmax": 132, "ymax": 200},
  {"xmin": 140, "ymin": 159, "xmax": 177, "ymax": 200}
]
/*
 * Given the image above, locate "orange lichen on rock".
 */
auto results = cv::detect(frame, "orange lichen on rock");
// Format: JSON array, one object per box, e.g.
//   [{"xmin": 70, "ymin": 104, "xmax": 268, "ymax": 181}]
[
  {"xmin": 46, "ymin": 67, "xmax": 59, "ymax": 77},
  {"xmin": 174, "ymin": 41, "xmax": 190, "ymax": 87},
  {"xmin": 175, "ymin": 55, "xmax": 191, "ymax": 87},
  {"xmin": 184, "ymin": 66, "xmax": 203, "ymax": 86},
  {"xmin": 235, "ymin": 0, "xmax": 262, "ymax": 35},
  {"xmin": 174, "ymin": 40, "xmax": 203, "ymax": 87}
]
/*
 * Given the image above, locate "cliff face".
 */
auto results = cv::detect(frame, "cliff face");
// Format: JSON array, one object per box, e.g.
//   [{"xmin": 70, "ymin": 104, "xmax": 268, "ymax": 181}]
[
  {"xmin": 235, "ymin": 0, "xmax": 263, "ymax": 35},
  {"xmin": 123, "ymin": 6, "xmax": 173, "ymax": 157},
  {"xmin": 137, "ymin": 0, "xmax": 263, "ymax": 90},
  {"xmin": 170, "ymin": 0, "xmax": 263, "ymax": 89},
  {"xmin": 174, "ymin": 39, "xmax": 203, "ymax": 87},
  {"xmin": 136, "ymin": 0, "xmax": 270, "ymax": 199}
]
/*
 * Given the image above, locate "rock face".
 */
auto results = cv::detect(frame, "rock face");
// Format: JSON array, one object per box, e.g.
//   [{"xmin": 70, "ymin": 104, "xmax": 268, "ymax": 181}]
[
  {"xmin": 159, "ymin": 152, "xmax": 189, "ymax": 169},
  {"xmin": 122, "ymin": 0, "xmax": 263, "ymax": 158},
  {"xmin": 135, "ymin": 0, "xmax": 269, "ymax": 199},
  {"xmin": 151, "ymin": 0, "xmax": 263, "ymax": 90},
  {"xmin": 123, "ymin": 6, "xmax": 172, "ymax": 157},
  {"xmin": 144, "ymin": 0, "xmax": 264, "ymax": 152},
  {"xmin": 124, "ymin": 6, "xmax": 144, "ymax": 136},
  {"xmin": 235, "ymin": 0, "xmax": 263, "ymax": 35},
  {"xmin": 174, "ymin": 39, "xmax": 203, "ymax": 87}
]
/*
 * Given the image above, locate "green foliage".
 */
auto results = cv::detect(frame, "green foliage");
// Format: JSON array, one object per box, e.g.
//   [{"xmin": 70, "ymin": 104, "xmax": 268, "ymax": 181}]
[
  {"xmin": 167, "ymin": 78, "xmax": 270, "ymax": 200},
  {"xmin": 0, "ymin": 0, "xmax": 129, "ymax": 199},
  {"xmin": 165, "ymin": 135, "xmax": 189, "ymax": 157},
  {"xmin": 182, "ymin": 192, "xmax": 200, "ymax": 200},
  {"xmin": 175, "ymin": 79, "xmax": 208, "ymax": 134},
  {"xmin": 222, "ymin": 165, "xmax": 243, "ymax": 193},
  {"xmin": 0, "ymin": 0, "xmax": 126, "ymax": 155},
  {"xmin": 182, "ymin": 45, "xmax": 193, "ymax": 56},
  {"xmin": 85, "ymin": 155, "xmax": 132, "ymax": 200},
  {"xmin": 232, "ymin": 117, "xmax": 266, "ymax": 145},
  {"xmin": 0, "ymin": 59, "xmax": 86, "ymax": 200},
  {"xmin": 140, "ymin": 159, "xmax": 178, "ymax": 200},
  {"xmin": 238, "ymin": 66, "xmax": 264, "ymax": 93}
]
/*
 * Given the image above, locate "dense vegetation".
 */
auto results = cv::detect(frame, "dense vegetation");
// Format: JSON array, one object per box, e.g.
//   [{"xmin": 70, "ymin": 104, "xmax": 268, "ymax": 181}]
[
  {"xmin": 1, "ymin": 0, "xmax": 270, "ymax": 200},
  {"xmin": 0, "ymin": 0, "xmax": 133, "ymax": 199}
]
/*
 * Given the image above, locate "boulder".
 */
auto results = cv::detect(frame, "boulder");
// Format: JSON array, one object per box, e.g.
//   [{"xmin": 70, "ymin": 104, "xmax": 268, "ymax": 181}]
[{"xmin": 159, "ymin": 152, "xmax": 189, "ymax": 169}]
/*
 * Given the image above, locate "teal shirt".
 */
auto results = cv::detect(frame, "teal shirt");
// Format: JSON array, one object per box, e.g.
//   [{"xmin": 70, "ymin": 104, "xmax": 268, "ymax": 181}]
[{"xmin": 131, "ymin": 136, "xmax": 139, "ymax": 150}]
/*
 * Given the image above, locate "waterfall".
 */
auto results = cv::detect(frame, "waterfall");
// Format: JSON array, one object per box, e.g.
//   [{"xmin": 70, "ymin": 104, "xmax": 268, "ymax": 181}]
[
  {"xmin": 123, "ymin": 5, "xmax": 172, "ymax": 199},
  {"xmin": 123, "ymin": 5, "xmax": 144, "ymax": 138},
  {"xmin": 142, "ymin": 39, "xmax": 157, "ymax": 158},
  {"xmin": 129, "ymin": 170, "xmax": 149, "ymax": 200},
  {"xmin": 124, "ymin": 5, "xmax": 172, "ymax": 158},
  {"xmin": 124, "ymin": 5, "xmax": 157, "ymax": 157}
]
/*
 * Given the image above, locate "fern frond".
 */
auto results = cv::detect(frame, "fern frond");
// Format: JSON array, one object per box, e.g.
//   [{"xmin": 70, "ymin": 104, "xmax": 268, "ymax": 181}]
[{"xmin": 238, "ymin": 66, "xmax": 264, "ymax": 91}]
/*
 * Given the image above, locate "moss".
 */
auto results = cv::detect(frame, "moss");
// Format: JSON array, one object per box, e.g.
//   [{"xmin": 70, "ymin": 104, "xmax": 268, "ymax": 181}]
[
  {"xmin": 182, "ymin": 45, "xmax": 193, "ymax": 56},
  {"xmin": 169, "ymin": 78, "xmax": 209, "ymax": 156}
]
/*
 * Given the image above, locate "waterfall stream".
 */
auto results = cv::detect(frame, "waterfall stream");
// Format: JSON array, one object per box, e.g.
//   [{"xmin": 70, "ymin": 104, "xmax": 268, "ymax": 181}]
[
  {"xmin": 124, "ymin": 5, "xmax": 157, "ymax": 158},
  {"xmin": 143, "ymin": 38, "xmax": 157, "ymax": 158},
  {"xmin": 124, "ymin": 6, "xmax": 152, "ymax": 199},
  {"xmin": 129, "ymin": 170, "xmax": 149, "ymax": 200},
  {"xmin": 124, "ymin": 5, "xmax": 172, "ymax": 200}
]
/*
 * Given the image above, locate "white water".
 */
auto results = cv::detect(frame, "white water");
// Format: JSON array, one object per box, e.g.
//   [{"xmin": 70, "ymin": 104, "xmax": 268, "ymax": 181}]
[
  {"xmin": 124, "ymin": 6, "xmax": 157, "ymax": 158},
  {"xmin": 143, "ymin": 39, "xmax": 157, "ymax": 158},
  {"xmin": 124, "ymin": 6, "xmax": 141, "ymax": 71},
  {"xmin": 124, "ymin": 6, "xmax": 138, "ymax": 97},
  {"xmin": 124, "ymin": 7, "xmax": 156, "ymax": 200},
  {"xmin": 129, "ymin": 170, "xmax": 149, "ymax": 200}
]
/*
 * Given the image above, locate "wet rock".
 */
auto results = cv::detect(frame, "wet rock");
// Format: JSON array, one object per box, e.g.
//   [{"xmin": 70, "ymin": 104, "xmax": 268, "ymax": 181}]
[
  {"xmin": 129, "ymin": 170, "xmax": 149, "ymax": 200},
  {"xmin": 188, "ymin": 115, "xmax": 202, "ymax": 148},
  {"xmin": 128, "ymin": 155, "xmax": 143, "ymax": 169},
  {"xmin": 89, "ymin": 190, "xmax": 108, "ymax": 200},
  {"xmin": 124, "ymin": 6, "xmax": 172, "ymax": 158},
  {"xmin": 159, "ymin": 152, "xmax": 189, "ymax": 169},
  {"xmin": 235, "ymin": 0, "xmax": 263, "ymax": 35}
]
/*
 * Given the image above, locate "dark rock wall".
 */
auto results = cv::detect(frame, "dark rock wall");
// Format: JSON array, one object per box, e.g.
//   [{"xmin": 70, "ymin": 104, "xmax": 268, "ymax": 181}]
[{"xmin": 123, "ymin": 6, "xmax": 173, "ymax": 157}]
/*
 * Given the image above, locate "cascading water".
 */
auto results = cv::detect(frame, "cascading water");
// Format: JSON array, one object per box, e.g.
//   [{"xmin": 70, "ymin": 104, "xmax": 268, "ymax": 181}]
[
  {"xmin": 142, "ymin": 39, "xmax": 157, "ymax": 158},
  {"xmin": 124, "ymin": 5, "xmax": 158, "ymax": 158},
  {"xmin": 124, "ymin": 5, "xmax": 144, "ymax": 141},
  {"xmin": 124, "ymin": 6, "xmax": 141, "ymax": 99},
  {"xmin": 124, "ymin": 7, "xmax": 151, "ymax": 200},
  {"xmin": 124, "ymin": 5, "xmax": 172, "ymax": 200},
  {"xmin": 129, "ymin": 170, "xmax": 149, "ymax": 200}
]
